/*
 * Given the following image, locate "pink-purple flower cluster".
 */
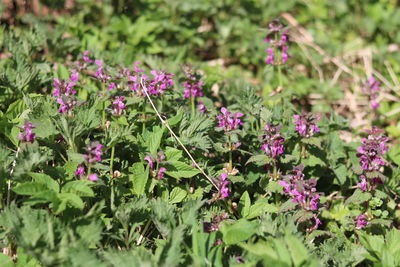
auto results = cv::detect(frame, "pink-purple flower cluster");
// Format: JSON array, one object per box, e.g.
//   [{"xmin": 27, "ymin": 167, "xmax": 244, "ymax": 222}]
[
  {"xmin": 182, "ymin": 75, "xmax": 204, "ymax": 99},
  {"xmin": 17, "ymin": 122, "xmax": 36, "ymax": 143},
  {"xmin": 279, "ymin": 165, "xmax": 320, "ymax": 211},
  {"xmin": 356, "ymin": 214, "xmax": 368, "ymax": 230},
  {"xmin": 293, "ymin": 113, "xmax": 320, "ymax": 138},
  {"xmin": 83, "ymin": 141, "xmax": 104, "ymax": 164},
  {"xmin": 260, "ymin": 123, "xmax": 285, "ymax": 158},
  {"xmin": 94, "ymin": 60, "xmax": 112, "ymax": 83},
  {"xmin": 52, "ymin": 70, "xmax": 79, "ymax": 114},
  {"xmin": 357, "ymin": 127, "xmax": 389, "ymax": 191},
  {"xmin": 74, "ymin": 141, "xmax": 104, "ymax": 181},
  {"xmin": 363, "ymin": 76, "xmax": 381, "ymax": 110},
  {"xmin": 146, "ymin": 70, "xmax": 174, "ymax": 95},
  {"xmin": 216, "ymin": 107, "xmax": 244, "ymax": 132},
  {"xmin": 111, "ymin": 96, "xmax": 126, "ymax": 116},
  {"xmin": 219, "ymin": 173, "xmax": 230, "ymax": 198},
  {"xmin": 264, "ymin": 20, "xmax": 289, "ymax": 65},
  {"xmin": 144, "ymin": 152, "xmax": 167, "ymax": 179},
  {"xmin": 197, "ymin": 101, "xmax": 207, "ymax": 113}
]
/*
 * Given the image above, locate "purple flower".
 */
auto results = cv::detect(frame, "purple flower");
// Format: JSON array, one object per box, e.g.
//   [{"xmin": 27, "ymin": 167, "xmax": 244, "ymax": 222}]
[
  {"xmin": 83, "ymin": 50, "xmax": 93, "ymax": 63},
  {"xmin": 74, "ymin": 164, "xmax": 86, "ymax": 179},
  {"xmin": 219, "ymin": 173, "xmax": 230, "ymax": 198},
  {"xmin": 88, "ymin": 173, "xmax": 98, "ymax": 182},
  {"xmin": 216, "ymin": 107, "xmax": 244, "ymax": 132},
  {"xmin": 146, "ymin": 70, "xmax": 174, "ymax": 95},
  {"xmin": 83, "ymin": 142, "xmax": 104, "ymax": 164},
  {"xmin": 264, "ymin": 20, "xmax": 290, "ymax": 65},
  {"xmin": 198, "ymin": 101, "xmax": 207, "ymax": 113},
  {"xmin": 260, "ymin": 123, "xmax": 285, "ymax": 158},
  {"xmin": 108, "ymin": 82, "xmax": 117, "ymax": 91},
  {"xmin": 358, "ymin": 175, "xmax": 368, "ymax": 191},
  {"xmin": 17, "ymin": 122, "xmax": 36, "ymax": 143},
  {"xmin": 293, "ymin": 113, "xmax": 320, "ymax": 137},
  {"xmin": 356, "ymin": 215, "xmax": 368, "ymax": 229},
  {"xmin": 357, "ymin": 127, "xmax": 389, "ymax": 191},
  {"xmin": 363, "ymin": 76, "xmax": 381, "ymax": 110},
  {"xmin": 157, "ymin": 167, "xmax": 167, "ymax": 179},
  {"xmin": 52, "ymin": 71, "xmax": 79, "ymax": 114},
  {"xmin": 144, "ymin": 156, "xmax": 154, "ymax": 170},
  {"xmin": 111, "ymin": 96, "xmax": 126, "ymax": 116},
  {"xmin": 279, "ymin": 165, "xmax": 320, "ymax": 211},
  {"xmin": 94, "ymin": 60, "xmax": 112, "ymax": 83},
  {"xmin": 182, "ymin": 74, "xmax": 203, "ymax": 98}
]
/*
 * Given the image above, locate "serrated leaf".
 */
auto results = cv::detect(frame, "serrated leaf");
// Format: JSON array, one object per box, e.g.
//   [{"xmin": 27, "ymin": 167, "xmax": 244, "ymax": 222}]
[
  {"xmin": 62, "ymin": 180, "xmax": 94, "ymax": 197},
  {"xmin": 285, "ymin": 233, "xmax": 308, "ymax": 266},
  {"xmin": 13, "ymin": 182, "xmax": 49, "ymax": 195},
  {"xmin": 146, "ymin": 127, "xmax": 164, "ymax": 155},
  {"xmin": 333, "ymin": 164, "xmax": 347, "ymax": 185},
  {"xmin": 58, "ymin": 192, "xmax": 84, "ymax": 210},
  {"xmin": 169, "ymin": 187, "xmax": 187, "ymax": 204},
  {"xmin": 165, "ymin": 160, "xmax": 200, "ymax": 179},
  {"xmin": 246, "ymin": 154, "xmax": 272, "ymax": 166},
  {"xmin": 27, "ymin": 172, "xmax": 59, "ymax": 192},
  {"xmin": 238, "ymin": 191, "xmax": 251, "ymax": 218},
  {"xmin": 220, "ymin": 219, "xmax": 257, "ymax": 245},
  {"xmin": 279, "ymin": 199, "xmax": 297, "ymax": 212},
  {"xmin": 293, "ymin": 210, "xmax": 314, "ymax": 223},
  {"xmin": 345, "ymin": 189, "xmax": 372, "ymax": 205},
  {"xmin": 129, "ymin": 162, "xmax": 149, "ymax": 196},
  {"xmin": 165, "ymin": 147, "xmax": 183, "ymax": 161}
]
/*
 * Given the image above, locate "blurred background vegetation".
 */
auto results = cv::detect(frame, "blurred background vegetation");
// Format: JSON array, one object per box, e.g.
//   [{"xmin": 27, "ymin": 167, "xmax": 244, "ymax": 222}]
[{"xmin": 1, "ymin": 0, "xmax": 400, "ymax": 141}]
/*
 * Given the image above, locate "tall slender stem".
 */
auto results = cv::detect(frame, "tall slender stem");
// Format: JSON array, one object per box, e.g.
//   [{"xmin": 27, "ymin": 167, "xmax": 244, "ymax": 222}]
[
  {"xmin": 110, "ymin": 145, "xmax": 115, "ymax": 177},
  {"xmin": 191, "ymin": 95, "xmax": 195, "ymax": 115}
]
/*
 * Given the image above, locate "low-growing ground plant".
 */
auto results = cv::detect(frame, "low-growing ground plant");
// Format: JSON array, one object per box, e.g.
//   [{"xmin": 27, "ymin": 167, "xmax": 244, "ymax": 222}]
[{"xmin": 1, "ymin": 3, "xmax": 400, "ymax": 267}]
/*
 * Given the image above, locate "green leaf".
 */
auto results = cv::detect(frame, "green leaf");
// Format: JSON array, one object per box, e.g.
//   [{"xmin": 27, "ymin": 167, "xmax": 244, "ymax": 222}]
[
  {"xmin": 238, "ymin": 191, "xmax": 251, "ymax": 218},
  {"xmin": 333, "ymin": 164, "xmax": 347, "ymax": 185},
  {"xmin": 279, "ymin": 199, "xmax": 297, "ymax": 212},
  {"xmin": 345, "ymin": 189, "xmax": 372, "ymax": 205},
  {"xmin": 246, "ymin": 154, "xmax": 272, "ymax": 166},
  {"xmin": 146, "ymin": 127, "xmax": 164, "ymax": 155},
  {"xmin": 13, "ymin": 182, "xmax": 49, "ymax": 195},
  {"xmin": 58, "ymin": 192, "xmax": 84, "ymax": 210},
  {"xmin": 285, "ymin": 233, "xmax": 308, "ymax": 266},
  {"xmin": 165, "ymin": 160, "xmax": 200, "ymax": 179},
  {"xmin": 165, "ymin": 147, "xmax": 183, "ymax": 161},
  {"xmin": 62, "ymin": 180, "xmax": 94, "ymax": 197},
  {"xmin": 169, "ymin": 187, "xmax": 187, "ymax": 204},
  {"xmin": 129, "ymin": 162, "xmax": 149, "ymax": 196},
  {"xmin": 220, "ymin": 219, "xmax": 257, "ymax": 245},
  {"xmin": 167, "ymin": 109, "xmax": 183, "ymax": 126},
  {"xmin": 28, "ymin": 172, "xmax": 59, "ymax": 192}
]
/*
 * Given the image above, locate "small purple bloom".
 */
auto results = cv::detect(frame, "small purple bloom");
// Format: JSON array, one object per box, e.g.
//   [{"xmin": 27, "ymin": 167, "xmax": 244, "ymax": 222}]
[
  {"xmin": 219, "ymin": 173, "xmax": 230, "ymax": 198},
  {"xmin": 264, "ymin": 20, "xmax": 289, "ymax": 65},
  {"xmin": 260, "ymin": 123, "xmax": 285, "ymax": 158},
  {"xmin": 108, "ymin": 82, "xmax": 117, "ymax": 91},
  {"xmin": 146, "ymin": 70, "xmax": 174, "ymax": 95},
  {"xmin": 363, "ymin": 76, "xmax": 381, "ymax": 110},
  {"xmin": 144, "ymin": 156, "xmax": 154, "ymax": 170},
  {"xmin": 279, "ymin": 165, "xmax": 320, "ymax": 211},
  {"xmin": 357, "ymin": 127, "xmax": 389, "ymax": 191},
  {"xmin": 198, "ymin": 101, "xmax": 207, "ymax": 113},
  {"xmin": 18, "ymin": 122, "xmax": 36, "ymax": 143},
  {"xmin": 293, "ymin": 113, "xmax": 320, "ymax": 137},
  {"xmin": 356, "ymin": 215, "xmax": 368, "ymax": 229},
  {"xmin": 84, "ymin": 142, "xmax": 104, "ymax": 164},
  {"xmin": 183, "ymin": 74, "xmax": 203, "ymax": 98},
  {"xmin": 74, "ymin": 164, "xmax": 86, "ymax": 179},
  {"xmin": 83, "ymin": 50, "xmax": 93, "ymax": 63},
  {"xmin": 88, "ymin": 173, "xmax": 98, "ymax": 182},
  {"xmin": 157, "ymin": 167, "xmax": 167, "ymax": 179},
  {"xmin": 216, "ymin": 107, "xmax": 244, "ymax": 132},
  {"xmin": 111, "ymin": 96, "xmax": 126, "ymax": 116}
]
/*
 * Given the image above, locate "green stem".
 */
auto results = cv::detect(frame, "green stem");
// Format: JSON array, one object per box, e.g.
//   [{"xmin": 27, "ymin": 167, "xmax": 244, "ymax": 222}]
[
  {"xmin": 191, "ymin": 95, "xmax": 195, "ymax": 115},
  {"xmin": 102, "ymin": 101, "xmax": 106, "ymax": 129},
  {"xmin": 142, "ymin": 102, "xmax": 146, "ymax": 134},
  {"xmin": 277, "ymin": 65, "xmax": 282, "ymax": 88},
  {"xmin": 110, "ymin": 145, "xmax": 115, "ymax": 177},
  {"xmin": 228, "ymin": 135, "xmax": 233, "ymax": 171}
]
